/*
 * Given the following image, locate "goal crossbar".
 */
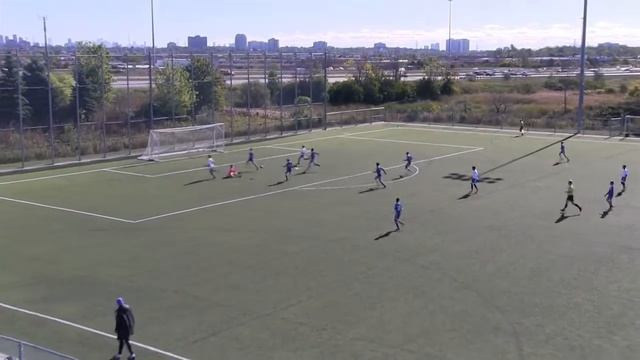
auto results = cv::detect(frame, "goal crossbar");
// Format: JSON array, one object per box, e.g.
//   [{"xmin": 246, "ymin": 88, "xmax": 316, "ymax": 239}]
[{"xmin": 138, "ymin": 123, "xmax": 225, "ymax": 161}]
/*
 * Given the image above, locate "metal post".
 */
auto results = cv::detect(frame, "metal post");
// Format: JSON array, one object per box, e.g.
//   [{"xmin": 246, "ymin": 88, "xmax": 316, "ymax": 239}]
[
  {"xmin": 99, "ymin": 53, "xmax": 107, "ymax": 157},
  {"xmin": 229, "ymin": 52, "xmax": 234, "ymax": 141},
  {"xmin": 246, "ymin": 52, "xmax": 251, "ymax": 138},
  {"xmin": 148, "ymin": 51, "xmax": 154, "ymax": 129},
  {"xmin": 263, "ymin": 51, "xmax": 268, "ymax": 136},
  {"xmin": 309, "ymin": 52, "xmax": 313, "ymax": 132},
  {"xmin": 448, "ymin": 0, "xmax": 453, "ymax": 57},
  {"xmin": 294, "ymin": 52, "xmax": 298, "ymax": 133},
  {"xmin": 576, "ymin": 0, "xmax": 588, "ymax": 133},
  {"xmin": 74, "ymin": 52, "xmax": 81, "ymax": 160},
  {"xmin": 323, "ymin": 51, "xmax": 328, "ymax": 130},
  {"xmin": 16, "ymin": 50, "xmax": 25, "ymax": 168},
  {"xmin": 125, "ymin": 54, "xmax": 132, "ymax": 155},
  {"xmin": 210, "ymin": 52, "xmax": 215, "ymax": 125},
  {"xmin": 279, "ymin": 52, "xmax": 284, "ymax": 135},
  {"xmin": 190, "ymin": 54, "xmax": 196, "ymax": 125},
  {"xmin": 43, "ymin": 17, "xmax": 55, "ymax": 164},
  {"xmin": 18, "ymin": 341, "xmax": 23, "ymax": 360},
  {"xmin": 170, "ymin": 51, "xmax": 175, "ymax": 121}
]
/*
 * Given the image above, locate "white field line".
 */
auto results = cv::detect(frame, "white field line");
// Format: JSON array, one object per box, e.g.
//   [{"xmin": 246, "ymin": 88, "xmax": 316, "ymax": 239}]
[
  {"xmin": 135, "ymin": 128, "xmax": 394, "ymax": 178},
  {"xmin": 341, "ymin": 135, "xmax": 480, "ymax": 149},
  {"xmin": 149, "ymin": 152, "xmax": 299, "ymax": 177},
  {"xmin": 386, "ymin": 122, "xmax": 640, "ymax": 145},
  {"xmin": 103, "ymin": 169, "xmax": 154, "ymax": 178},
  {"xmin": 265, "ymin": 145, "xmax": 302, "ymax": 152},
  {"xmin": 299, "ymin": 164, "xmax": 420, "ymax": 190},
  {"xmin": 133, "ymin": 147, "xmax": 483, "ymax": 223},
  {"xmin": 0, "ymin": 196, "xmax": 135, "ymax": 223},
  {"xmin": 0, "ymin": 168, "xmax": 110, "ymax": 185},
  {"xmin": 0, "ymin": 301, "xmax": 190, "ymax": 360}
]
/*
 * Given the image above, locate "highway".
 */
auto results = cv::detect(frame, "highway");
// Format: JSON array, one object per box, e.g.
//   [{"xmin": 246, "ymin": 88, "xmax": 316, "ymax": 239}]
[{"xmin": 112, "ymin": 67, "xmax": 640, "ymax": 89}]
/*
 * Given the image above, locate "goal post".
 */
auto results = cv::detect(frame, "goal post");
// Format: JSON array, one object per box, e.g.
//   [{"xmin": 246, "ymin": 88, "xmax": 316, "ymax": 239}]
[{"xmin": 138, "ymin": 123, "xmax": 225, "ymax": 161}]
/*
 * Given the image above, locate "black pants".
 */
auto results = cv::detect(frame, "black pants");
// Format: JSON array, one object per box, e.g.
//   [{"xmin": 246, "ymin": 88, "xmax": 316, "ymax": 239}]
[{"xmin": 118, "ymin": 337, "xmax": 133, "ymax": 355}]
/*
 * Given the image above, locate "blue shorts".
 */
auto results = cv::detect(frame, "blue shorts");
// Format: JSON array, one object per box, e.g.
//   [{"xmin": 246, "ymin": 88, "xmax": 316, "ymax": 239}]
[
  {"xmin": 471, "ymin": 178, "xmax": 479, "ymax": 184},
  {"xmin": 607, "ymin": 196, "xmax": 613, "ymax": 201},
  {"xmin": 375, "ymin": 175, "xmax": 382, "ymax": 180},
  {"xmin": 622, "ymin": 176, "xmax": 628, "ymax": 182},
  {"xmin": 394, "ymin": 213, "xmax": 401, "ymax": 220}
]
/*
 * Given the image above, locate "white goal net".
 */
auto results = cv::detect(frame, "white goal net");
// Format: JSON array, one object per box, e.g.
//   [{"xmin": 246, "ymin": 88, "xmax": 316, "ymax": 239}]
[{"xmin": 139, "ymin": 123, "xmax": 225, "ymax": 160}]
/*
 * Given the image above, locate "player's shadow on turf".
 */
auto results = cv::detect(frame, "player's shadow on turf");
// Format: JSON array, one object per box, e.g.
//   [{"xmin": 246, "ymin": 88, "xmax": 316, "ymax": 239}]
[
  {"xmin": 458, "ymin": 192, "xmax": 473, "ymax": 200},
  {"xmin": 616, "ymin": 191, "xmax": 625, "ymax": 198},
  {"xmin": 555, "ymin": 213, "xmax": 579, "ymax": 223},
  {"xmin": 600, "ymin": 209, "xmax": 612, "ymax": 218},
  {"xmin": 374, "ymin": 230, "xmax": 397, "ymax": 240},
  {"xmin": 184, "ymin": 178, "xmax": 212, "ymax": 186},
  {"xmin": 359, "ymin": 187, "xmax": 382, "ymax": 194},
  {"xmin": 269, "ymin": 180, "xmax": 286, "ymax": 187},
  {"xmin": 552, "ymin": 162, "xmax": 562, "ymax": 166}
]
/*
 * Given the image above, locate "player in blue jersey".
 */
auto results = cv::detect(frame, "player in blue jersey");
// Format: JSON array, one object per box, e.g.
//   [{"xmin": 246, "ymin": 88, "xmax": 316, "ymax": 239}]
[
  {"xmin": 394, "ymin": 198, "xmax": 404, "ymax": 231},
  {"xmin": 283, "ymin": 158, "xmax": 294, "ymax": 181},
  {"xmin": 246, "ymin": 148, "xmax": 260, "ymax": 170},
  {"xmin": 470, "ymin": 166, "xmax": 480, "ymax": 193},
  {"xmin": 559, "ymin": 141, "xmax": 570, "ymax": 163},
  {"xmin": 621, "ymin": 165, "xmax": 629, "ymax": 192},
  {"xmin": 604, "ymin": 180, "xmax": 615, "ymax": 210},
  {"xmin": 374, "ymin": 162, "xmax": 388, "ymax": 188},
  {"xmin": 295, "ymin": 145, "xmax": 308, "ymax": 168},
  {"xmin": 302, "ymin": 148, "xmax": 320, "ymax": 173},
  {"xmin": 404, "ymin": 152, "xmax": 414, "ymax": 172}
]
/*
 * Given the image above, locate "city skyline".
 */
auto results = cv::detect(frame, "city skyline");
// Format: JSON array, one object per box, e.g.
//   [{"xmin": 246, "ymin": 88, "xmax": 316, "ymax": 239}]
[{"xmin": 1, "ymin": 0, "xmax": 639, "ymax": 50}]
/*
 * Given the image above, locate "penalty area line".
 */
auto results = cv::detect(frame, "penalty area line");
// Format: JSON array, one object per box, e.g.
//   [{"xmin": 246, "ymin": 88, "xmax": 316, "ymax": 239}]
[
  {"xmin": 134, "ymin": 147, "xmax": 483, "ymax": 223},
  {"xmin": 0, "ymin": 301, "xmax": 191, "ymax": 360},
  {"xmin": 0, "ymin": 196, "xmax": 135, "ymax": 224},
  {"xmin": 299, "ymin": 164, "xmax": 420, "ymax": 190}
]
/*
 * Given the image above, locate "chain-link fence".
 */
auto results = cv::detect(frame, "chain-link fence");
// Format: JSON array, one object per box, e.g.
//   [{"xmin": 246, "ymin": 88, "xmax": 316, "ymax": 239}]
[
  {"xmin": 0, "ymin": 50, "xmax": 343, "ymax": 171},
  {"xmin": 0, "ymin": 336, "xmax": 76, "ymax": 360}
]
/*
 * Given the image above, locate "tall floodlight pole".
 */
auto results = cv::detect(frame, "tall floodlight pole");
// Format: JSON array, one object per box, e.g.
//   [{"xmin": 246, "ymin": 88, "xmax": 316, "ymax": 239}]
[
  {"xmin": 576, "ymin": 0, "xmax": 588, "ymax": 133},
  {"xmin": 448, "ymin": 0, "xmax": 453, "ymax": 57},
  {"xmin": 150, "ymin": 0, "xmax": 156, "ymax": 62},
  {"xmin": 43, "ymin": 17, "xmax": 55, "ymax": 164}
]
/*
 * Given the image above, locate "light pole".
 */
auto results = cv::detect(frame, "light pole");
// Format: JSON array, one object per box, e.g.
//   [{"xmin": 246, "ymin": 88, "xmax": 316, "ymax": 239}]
[
  {"xmin": 448, "ymin": 0, "xmax": 453, "ymax": 57},
  {"xmin": 576, "ymin": 0, "xmax": 588, "ymax": 133}
]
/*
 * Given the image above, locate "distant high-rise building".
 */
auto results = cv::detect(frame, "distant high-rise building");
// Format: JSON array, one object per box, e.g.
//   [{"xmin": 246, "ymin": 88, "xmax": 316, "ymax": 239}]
[
  {"xmin": 373, "ymin": 42, "xmax": 387, "ymax": 52},
  {"xmin": 187, "ymin": 35, "xmax": 207, "ymax": 50},
  {"xmin": 167, "ymin": 42, "xmax": 177, "ymax": 49},
  {"xmin": 446, "ymin": 38, "xmax": 470, "ymax": 54},
  {"xmin": 312, "ymin": 41, "xmax": 328, "ymax": 51},
  {"xmin": 0, "ymin": 35, "xmax": 4, "ymax": 46},
  {"xmin": 248, "ymin": 40, "xmax": 267, "ymax": 51},
  {"xmin": 235, "ymin": 34, "xmax": 247, "ymax": 51},
  {"xmin": 267, "ymin": 38, "xmax": 280, "ymax": 52},
  {"xmin": 430, "ymin": 43, "xmax": 440, "ymax": 51}
]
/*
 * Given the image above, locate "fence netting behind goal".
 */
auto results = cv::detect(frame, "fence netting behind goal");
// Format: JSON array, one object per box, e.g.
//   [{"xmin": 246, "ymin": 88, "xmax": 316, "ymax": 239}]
[{"xmin": 139, "ymin": 124, "xmax": 225, "ymax": 160}]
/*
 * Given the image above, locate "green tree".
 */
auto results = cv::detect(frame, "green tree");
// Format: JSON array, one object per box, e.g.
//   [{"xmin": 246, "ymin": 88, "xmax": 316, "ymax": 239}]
[
  {"xmin": 73, "ymin": 43, "xmax": 112, "ymax": 121},
  {"xmin": 267, "ymin": 70, "xmax": 279, "ymax": 103},
  {"xmin": 22, "ymin": 59, "xmax": 50, "ymax": 125},
  {"xmin": 233, "ymin": 82, "xmax": 270, "ymax": 108},
  {"xmin": 185, "ymin": 56, "xmax": 225, "ymax": 113},
  {"xmin": 415, "ymin": 78, "xmax": 440, "ymax": 100},
  {"xmin": 328, "ymin": 80, "xmax": 364, "ymax": 105},
  {"xmin": 440, "ymin": 77, "xmax": 456, "ymax": 96},
  {"xmin": 0, "ymin": 54, "xmax": 30, "ymax": 127},
  {"xmin": 155, "ymin": 66, "xmax": 194, "ymax": 117},
  {"xmin": 293, "ymin": 96, "xmax": 311, "ymax": 119}
]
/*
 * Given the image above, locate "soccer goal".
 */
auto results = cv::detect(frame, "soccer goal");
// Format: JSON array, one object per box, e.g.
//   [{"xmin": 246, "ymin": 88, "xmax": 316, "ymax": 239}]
[{"xmin": 138, "ymin": 123, "xmax": 225, "ymax": 161}]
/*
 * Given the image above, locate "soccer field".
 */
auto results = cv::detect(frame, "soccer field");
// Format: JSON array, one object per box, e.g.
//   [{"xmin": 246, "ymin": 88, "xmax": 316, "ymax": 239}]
[{"xmin": 1, "ymin": 123, "xmax": 640, "ymax": 360}]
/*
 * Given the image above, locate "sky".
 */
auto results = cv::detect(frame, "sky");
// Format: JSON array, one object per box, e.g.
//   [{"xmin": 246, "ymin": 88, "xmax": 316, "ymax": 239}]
[{"xmin": 1, "ymin": 0, "xmax": 639, "ymax": 50}]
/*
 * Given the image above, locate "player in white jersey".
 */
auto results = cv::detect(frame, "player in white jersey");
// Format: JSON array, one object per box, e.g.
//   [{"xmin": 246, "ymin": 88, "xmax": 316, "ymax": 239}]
[
  {"xmin": 621, "ymin": 165, "xmax": 629, "ymax": 192},
  {"xmin": 470, "ymin": 166, "xmax": 480, "ymax": 193},
  {"xmin": 207, "ymin": 155, "xmax": 216, "ymax": 179},
  {"xmin": 295, "ymin": 145, "xmax": 308, "ymax": 168},
  {"xmin": 561, "ymin": 179, "xmax": 582, "ymax": 213}
]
